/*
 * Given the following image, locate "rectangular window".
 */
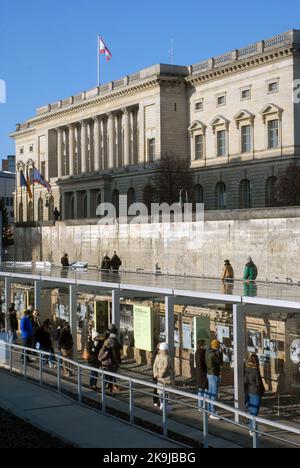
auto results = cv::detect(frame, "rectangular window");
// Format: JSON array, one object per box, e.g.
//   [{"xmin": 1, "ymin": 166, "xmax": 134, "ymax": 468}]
[
  {"xmin": 10, "ymin": 198, "xmax": 13, "ymax": 206},
  {"xmin": 217, "ymin": 130, "xmax": 226, "ymax": 157},
  {"xmin": 241, "ymin": 125, "xmax": 252, "ymax": 153},
  {"xmin": 41, "ymin": 161, "xmax": 46, "ymax": 178},
  {"xmin": 217, "ymin": 95, "xmax": 226, "ymax": 107},
  {"xmin": 29, "ymin": 145, "xmax": 34, "ymax": 153},
  {"xmin": 195, "ymin": 100, "xmax": 203, "ymax": 112},
  {"xmin": 241, "ymin": 88, "xmax": 251, "ymax": 101},
  {"xmin": 268, "ymin": 120, "xmax": 279, "ymax": 148},
  {"xmin": 268, "ymin": 81, "xmax": 279, "ymax": 94},
  {"xmin": 148, "ymin": 138, "xmax": 155, "ymax": 162},
  {"xmin": 195, "ymin": 135, "xmax": 204, "ymax": 160},
  {"xmin": 20, "ymin": 148, "xmax": 24, "ymax": 155}
]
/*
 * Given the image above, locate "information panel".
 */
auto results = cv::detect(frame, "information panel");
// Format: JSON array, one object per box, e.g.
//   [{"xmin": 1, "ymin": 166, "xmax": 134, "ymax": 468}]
[{"xmin": 133, "ymin": 305, "xmax": 153, "ymax": 352}]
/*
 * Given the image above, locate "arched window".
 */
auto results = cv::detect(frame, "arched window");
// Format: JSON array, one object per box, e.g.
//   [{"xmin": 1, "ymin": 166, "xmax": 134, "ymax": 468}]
[
  {"xmin": 38, "ymin": 198, "xmax": 44, "ymax": 221},
  {"xmin": 48, "ymin": 195, "xmax": 54, "ymax": 221},
  {"xmin": 143, "ymin": 185, "xmax": 154, "ymax": 213},
  {"xmin": 112, "ymin": 189, "xmax": 120, "ymax": 218},
  {"xmin": 19, "ymin": 202, "xmax": 23, "ymax": 223},
  {"xmin": 193, "ymin": 184, "xmax": 204, "ymax": 206},
  {"xmin": 216, "ymin": 182, "xmax": 227, "ymax": 210},
  {"xmin": 239, "ymin": 179, "xmax": 252, "ymax": 209},
  {"xmin": 266, "ymin": 177, "xmax": 278, "ymax": 207},
  {"xmin": 127, "ymin": 188, "xmax": 136, "ymax": 209},
  {"xmin": 27, "ymin": 201, "xmax": 34, "ymax": 222}
]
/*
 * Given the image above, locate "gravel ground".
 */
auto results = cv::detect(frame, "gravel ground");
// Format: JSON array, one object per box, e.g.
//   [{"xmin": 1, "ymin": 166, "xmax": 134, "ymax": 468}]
[{"xmin": 0, "ymin": 408, "xmax": 74, "ymax": 448}]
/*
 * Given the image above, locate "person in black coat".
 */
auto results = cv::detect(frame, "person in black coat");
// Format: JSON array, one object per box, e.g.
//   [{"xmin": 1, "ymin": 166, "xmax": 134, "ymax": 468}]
[
  {"xmin": 8, "ymin": 304, "xmax": 19, "ymax": 343},
  {"xmin": 35, "ymin": 319, "xmax": 55, "ymax": 368},
  {"xmin": 195, "ymin": 340, "xmax": 208, "ymax": 410},
  {"xmin": 88, "ymin": 332, "xmax": 105, "ymax": 389},
  {"xmin": 244, "ymin": 353, "xmax": 265, "ymax": 434}
]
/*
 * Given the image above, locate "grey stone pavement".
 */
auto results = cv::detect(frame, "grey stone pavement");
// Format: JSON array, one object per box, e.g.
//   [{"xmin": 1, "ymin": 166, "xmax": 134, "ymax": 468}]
[
  {"xmin": 1, "ymin": 345, "xmax": 300, "ymax": 448},
  {"xmin": 0, "ymin": 371, "xmax": 181, "ymax": 449}
]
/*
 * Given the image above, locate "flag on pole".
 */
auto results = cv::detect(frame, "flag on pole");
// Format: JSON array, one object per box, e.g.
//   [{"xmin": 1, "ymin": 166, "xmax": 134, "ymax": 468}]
[
  {"xmin": 99, "ymin": 37, "xmax": 112, "ymax": 61},
  {"xmin": 33, "ymin": 167, "xmax": 52, "ymax": 193},
  {"xmin": 26, "ymin": 170, "xmax": 33, "ymax": 199},
  {"xmin": 20, "ymin": 170, "xmax": 27, "ymax": 188}
]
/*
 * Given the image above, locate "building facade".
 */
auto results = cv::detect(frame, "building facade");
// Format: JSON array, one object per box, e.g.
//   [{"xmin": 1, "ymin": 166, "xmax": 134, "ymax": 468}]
[
  {"xmin": 2, "ymin": 155, "xmax": 16, "ymax": 173},
  {"xmin": 0, "ymin": 170, "xmax": 15, "ymax": 224},
  {"xmin": 11, "ymin": 29, "xmax": 300, "ymax": 223}
]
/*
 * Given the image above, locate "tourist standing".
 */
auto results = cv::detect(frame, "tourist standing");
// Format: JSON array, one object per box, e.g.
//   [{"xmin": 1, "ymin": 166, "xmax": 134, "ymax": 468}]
[
  {"xmin": 8, "ymin": 304, "xmax": 19, "ymax": 344},
  {"xmin": 88, "ymin": 331, "xmax": 105, "ymax": 390},
  {"xmin": 58, "ymin": 322, "xmax": 74, "ymax": 376},
  {"xmin": 244, "ymin": 353, "xmax": 265, "ymax": 436},
  {"xmin": 205, "ymin": 339, "xmax": 223, "ymax": 419},
  {"xmin": 61, "ymin": 254, "xmax": 70, "ymax": 268},
  {"xmin": 195, "ymin": 340, "xmax": 208, "ymax": 410},
  {"xmin": 244, "ymin": 257, "xmax": 258, "ymax": 282},
  {"xmin": 153, "ymin": 343, "xmax": 172, "ymax": 410},
  {"xmin": 20, "ymin": 309, "xmax": 34, "ymax": 363},
  {"xmin": 35, "ymin": 319, "xmax": 55, "ymax": 368},
  {"xmin": 98, "ymin": 325, "xmax": 122, "ymax": 393},
  {"xmin": 111, "ymin": 252, "xmax": 122, "ymax": 272},
  {"xmin": 222, "ymin": 259, "xmax": 234, "ymax": 281},
  {"xmin": 101, "ymin": 254, "xmax": 111, "ymax": 271}
]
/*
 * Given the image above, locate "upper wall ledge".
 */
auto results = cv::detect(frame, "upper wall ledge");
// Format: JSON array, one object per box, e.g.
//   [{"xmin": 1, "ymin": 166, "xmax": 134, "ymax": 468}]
[{"xmin": 14, "ymin": 30, "xmax": 300, "ymax": 132}]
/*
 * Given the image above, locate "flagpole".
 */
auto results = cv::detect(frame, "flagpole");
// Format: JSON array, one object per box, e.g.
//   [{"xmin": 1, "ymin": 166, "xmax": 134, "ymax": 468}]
[{"xmin": 97, "ymin": 34, "xmax": 100, "ymax": 87}]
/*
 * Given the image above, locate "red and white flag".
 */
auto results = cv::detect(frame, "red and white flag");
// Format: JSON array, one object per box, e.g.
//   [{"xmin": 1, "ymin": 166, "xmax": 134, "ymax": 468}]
[{"xmin": 99, "ymin": 37, "xmax": 112, "ymax": 61}]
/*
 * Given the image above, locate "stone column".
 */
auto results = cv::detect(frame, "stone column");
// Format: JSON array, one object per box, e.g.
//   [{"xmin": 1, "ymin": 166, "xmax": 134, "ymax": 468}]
[
  {"xmin": 100, "ymin": 119, "xmax": 106, "ymax": 169},
  {"xmin": 107, "ymin": 113, "xmax": 115, "ymax": 169},
  {"xmin": 80, "ymin": 120, "xmax": 87, "ymax": 174},
  {"xmin": 68, "ymin": 124, "xmax": 75, "ymax": 176},
  {"xmin": 123, "ymin": 108, "xmax": 130, "ymax": 166},
  {"xmin": 93, "ymin": 117, "xmax": 100, "ymax": 172},
  {"xmin": 57, "ymin": 128, "xmax": 63, "ymax": 179}
]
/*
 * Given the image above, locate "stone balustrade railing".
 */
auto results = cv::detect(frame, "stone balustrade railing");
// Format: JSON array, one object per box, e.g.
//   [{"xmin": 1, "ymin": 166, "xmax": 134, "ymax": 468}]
[{"xmin": 15, "ymin": 30, "xmax": 300, "ymax": 131}]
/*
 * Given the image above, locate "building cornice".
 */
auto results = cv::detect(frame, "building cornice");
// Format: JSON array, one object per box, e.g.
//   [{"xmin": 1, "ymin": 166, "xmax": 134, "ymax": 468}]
[
  {"xmin": 186, "ymin": 47, "xmax": 294, "ymax": 87},
  {"xmin": 11, "ymin": 76, "xmax": 184, "ymax": 138}
]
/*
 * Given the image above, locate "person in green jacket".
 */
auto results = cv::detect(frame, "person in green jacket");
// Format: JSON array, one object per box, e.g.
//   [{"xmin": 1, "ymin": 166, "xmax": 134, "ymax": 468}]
[{"xmin": 243, "ymin": 257, "xmax": 258, "ymax": 282}]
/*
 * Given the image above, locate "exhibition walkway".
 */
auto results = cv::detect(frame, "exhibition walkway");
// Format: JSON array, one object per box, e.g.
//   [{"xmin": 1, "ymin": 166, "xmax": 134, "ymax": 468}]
[{"xmin": 0, "ymin": 371, "xmax": 181, "ymax": 449}]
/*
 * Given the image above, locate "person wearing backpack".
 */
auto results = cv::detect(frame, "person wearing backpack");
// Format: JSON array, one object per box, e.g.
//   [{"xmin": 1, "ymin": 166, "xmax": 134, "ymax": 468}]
[{"xmin": 243, "ymin": 257, "xmax": 258, "ymax": 282}]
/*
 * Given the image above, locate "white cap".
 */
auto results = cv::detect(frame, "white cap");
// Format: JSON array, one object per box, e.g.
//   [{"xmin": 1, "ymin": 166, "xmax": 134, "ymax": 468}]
[
  {"xmin": 92, "ymin": 331, "xmax": 100, "ymax": 340},
  {"xmin": 159, "ymin": 343, "xmax": 169, "ymax": 352}
]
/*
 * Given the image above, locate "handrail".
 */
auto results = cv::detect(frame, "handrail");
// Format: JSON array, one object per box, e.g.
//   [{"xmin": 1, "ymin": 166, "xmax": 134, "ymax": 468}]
[{"xmin": 0, "ymin": 342, "xmax": 300, "ymax": 448}]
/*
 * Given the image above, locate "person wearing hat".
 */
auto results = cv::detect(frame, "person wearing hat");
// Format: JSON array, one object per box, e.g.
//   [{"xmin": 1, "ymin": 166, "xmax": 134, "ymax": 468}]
[
  {"xmin": 205, "ymin": 339, "xmax": 223, "ymax": 419},
  {"xmin": 153, "ymin": 343, "xmax": 173, "ymax": 410},
  {"xmin": 243, "ymin": 257, "xmax": 258, "ymax": 282},
  {"xmin": 88, "ymin": 331, "xmax": 105, "ymax": 390},
  {"xmin": 222, "ymin": 260, "xmax": 234, "ymax": 281},
  {"xmin": 98, "ymin": 325, "xmax": 122, "ymax": 393}
]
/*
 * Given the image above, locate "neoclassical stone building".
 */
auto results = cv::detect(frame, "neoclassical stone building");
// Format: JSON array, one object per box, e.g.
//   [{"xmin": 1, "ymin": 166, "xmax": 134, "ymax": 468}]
[{"xmin": 12, "ymin": 29, "xmax": 300, "ymax": 222}]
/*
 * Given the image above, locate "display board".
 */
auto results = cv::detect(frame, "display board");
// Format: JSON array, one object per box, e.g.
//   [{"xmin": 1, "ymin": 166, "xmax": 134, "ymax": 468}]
[
  {"xmin": 94, "ymin": 301, "xmax": 109, "ymax": 334},
  {"xmin": 193, "ymin": 316, "xmax": 211, "ymax": 352},
  {"xmin": 133, "ymin": 305, "xmax": 153, "ymax": 352}
]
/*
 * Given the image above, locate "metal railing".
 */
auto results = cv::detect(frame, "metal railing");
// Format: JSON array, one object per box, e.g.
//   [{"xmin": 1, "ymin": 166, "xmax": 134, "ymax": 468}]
[{"xmin": 0, "ymin": 341, "xmax": 300, "ymax": 449}]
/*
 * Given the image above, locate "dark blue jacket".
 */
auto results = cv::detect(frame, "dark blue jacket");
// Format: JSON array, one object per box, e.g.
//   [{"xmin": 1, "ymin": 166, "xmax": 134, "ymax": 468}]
[{"xmin": 20, "ymin": 316, "xmax": 33, "ymax": 339}]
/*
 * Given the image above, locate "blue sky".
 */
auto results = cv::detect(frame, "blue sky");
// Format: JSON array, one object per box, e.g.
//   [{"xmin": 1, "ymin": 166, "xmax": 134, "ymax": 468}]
[{"xmin": 1, "ymin": 0, "xmax": 300, "ymax": 160}]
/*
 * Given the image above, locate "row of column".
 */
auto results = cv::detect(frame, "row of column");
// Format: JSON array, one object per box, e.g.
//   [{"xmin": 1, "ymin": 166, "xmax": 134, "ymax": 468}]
[{"xmin": 56, "ymin": 107, "xmax": 138, "ymax": 179}]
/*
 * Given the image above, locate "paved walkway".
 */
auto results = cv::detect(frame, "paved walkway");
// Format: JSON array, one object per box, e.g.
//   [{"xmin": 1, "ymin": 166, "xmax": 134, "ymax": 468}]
[{"xmin": 0, "ymin": 371, "xmax": 180, "ymax": 448}]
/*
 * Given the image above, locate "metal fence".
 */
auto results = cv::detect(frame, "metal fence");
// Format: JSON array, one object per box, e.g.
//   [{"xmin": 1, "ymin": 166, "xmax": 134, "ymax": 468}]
[{"xmin": 0, "ymin": 341, "xmax": 300, "ymax": 449}]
